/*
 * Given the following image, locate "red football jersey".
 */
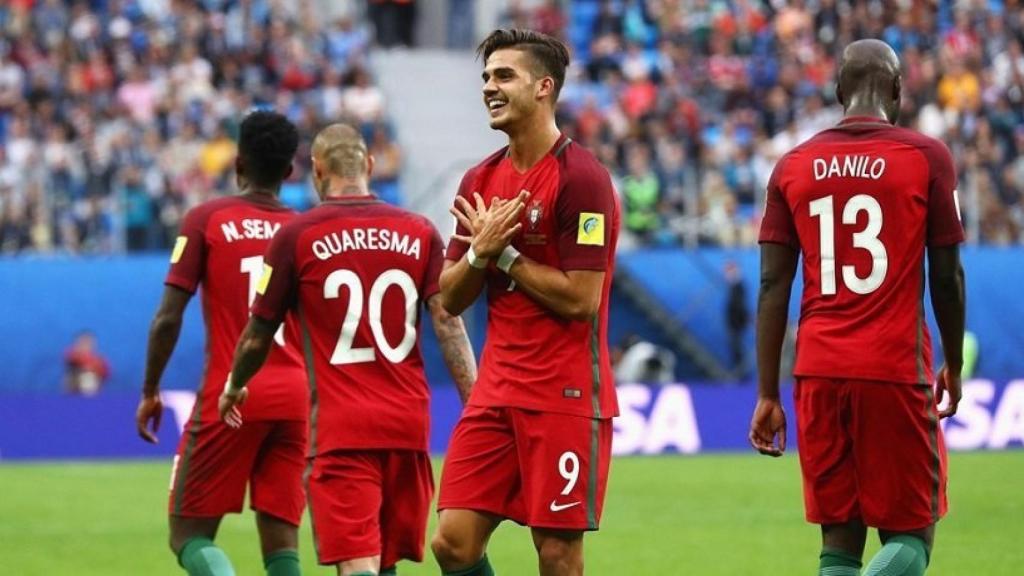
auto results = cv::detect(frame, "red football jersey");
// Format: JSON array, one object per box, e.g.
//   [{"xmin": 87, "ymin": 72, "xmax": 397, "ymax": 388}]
[
  {"xmin": 445, "ymin": 136, "xmax": 620, "ymax": 419},
  {"xmin": 252, "ymin": 195, "xmax": 445, "ymax": 455},
  {"xmin": 759, "ymin": 117, "xmax": 964, "ymax": 385},
  {"xmin": 165, "ymin": 194, "xmax": 308, "ymax": 423}
]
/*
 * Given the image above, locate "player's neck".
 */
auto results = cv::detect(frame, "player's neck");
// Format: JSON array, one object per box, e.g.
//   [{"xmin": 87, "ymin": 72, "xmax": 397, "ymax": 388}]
[
  {"xmin": 843, "ymin": 97, "xmax": 891, "ymax": 123},
  {"xmin": 321, "ymin": 179, "xmax": 371, "ymax": 200},
  {"xmin": 506, "ymin": 116, "xmax": 561, "ymax": 172},
  {"xmin": 240, "ymin": 185, "xmax": 280, "ymax": 199}
]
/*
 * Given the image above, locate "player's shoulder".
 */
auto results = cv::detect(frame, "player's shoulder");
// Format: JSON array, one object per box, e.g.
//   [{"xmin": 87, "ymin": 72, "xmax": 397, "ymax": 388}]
[
  {"xmin": 884, "ymin": 125, "xmax": 954, "ymax": 164},
  {"xmin": 459, "ymin": 147, "xmax": 508, "ymax": 191},
  {"xmin": 558, "ymin": 138, "xmax": 613, "ymax": 190}
]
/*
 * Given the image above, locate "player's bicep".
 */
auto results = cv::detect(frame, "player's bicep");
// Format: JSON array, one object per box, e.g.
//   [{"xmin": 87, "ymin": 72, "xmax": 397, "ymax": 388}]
[
  {"xmin": 165, "ymin": 210, "xmax": 209, "ymax": 292},
  {"xmin": 566, "ymin": 269, "xmax": 605, "ymax": 311},
  {"xmin": 926, "ymin": 144, "xmax": 965, "ymax": 247},
  {"xmin": 445, "ymin": 171, "xmax": 476, "ymax": 261},
  {"xmin": 251, "ymin": 232, "xmax": 299, "ymax": 323},
  {"xmin": 757, "ymin": 169, "xmax": 799, "ymax": 249},
  {"xmin": 556, "ymin": 166, "xmax": 616, "ymax": 271}
]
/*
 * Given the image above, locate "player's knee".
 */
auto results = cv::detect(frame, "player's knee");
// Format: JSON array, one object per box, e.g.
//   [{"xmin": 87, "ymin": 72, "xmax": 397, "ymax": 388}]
[
  {"xmin": 533, "ymin": 532, "xmax": 582, "ymax": 571},
  {"xmin": 430, "ymin": 529, "xmax": 481, "ymax": 568}
]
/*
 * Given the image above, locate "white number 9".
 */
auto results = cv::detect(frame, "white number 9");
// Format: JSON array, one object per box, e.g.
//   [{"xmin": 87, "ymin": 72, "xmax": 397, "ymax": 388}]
[{"xmin": 558, "ymin": 451, "xmax": 580, "ymax": 496}]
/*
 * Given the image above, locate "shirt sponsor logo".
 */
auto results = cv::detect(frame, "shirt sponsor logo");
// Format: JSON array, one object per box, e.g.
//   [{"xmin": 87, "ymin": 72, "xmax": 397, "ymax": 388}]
[
  {"xmin": 170, "ymin": 236, "xmax": 188, "ymax": 264},
  {"xmin": 256, "ymin": 264, "xmax": 273, "ymax": 295},
  {"xmin": 577, "ymin": 213, "xmax": 605, "ymax": 246}
]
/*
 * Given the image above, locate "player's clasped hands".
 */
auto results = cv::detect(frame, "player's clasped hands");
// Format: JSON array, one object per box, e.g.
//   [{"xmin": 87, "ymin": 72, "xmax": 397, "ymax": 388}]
[
  {"xmin": 218, "ymin": 386, "xmax": 249, "ymax": 429},
  {"xmin": 450, "ymin": 190, "xmax": 528, "ymax": 258}
]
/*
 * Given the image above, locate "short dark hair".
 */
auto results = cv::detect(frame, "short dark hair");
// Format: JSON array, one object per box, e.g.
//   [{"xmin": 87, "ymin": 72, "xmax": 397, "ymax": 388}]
[
  {"xmin": 476, "ymin": 29, "xmax": 571, "ymax": 99},
  {"xmin": 237, "ymin": 110, "xmax": 299, "ymax": 186}
]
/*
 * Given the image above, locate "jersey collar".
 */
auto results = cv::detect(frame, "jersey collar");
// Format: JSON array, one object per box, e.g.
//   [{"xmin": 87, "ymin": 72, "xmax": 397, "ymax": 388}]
[{"xmin": 323, "ymin": 193, "xmax": 379, "ymax": 205}]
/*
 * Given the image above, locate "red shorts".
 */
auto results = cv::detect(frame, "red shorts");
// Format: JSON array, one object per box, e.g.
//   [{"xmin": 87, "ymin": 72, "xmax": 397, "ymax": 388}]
[
  {"xmin": 795, "ymin": 378, "xmax": 948, "ymax": 531},
  {"xmin": 168, "ymin": 419, "xmax": 306, "ymax": 526},
  {"xmin": 438, "ymin": 406, "xmax": 612, "ymax": 531},
  {"xmin": 306, "ymin": 450, "xmax": 433, "ymax": 567}
]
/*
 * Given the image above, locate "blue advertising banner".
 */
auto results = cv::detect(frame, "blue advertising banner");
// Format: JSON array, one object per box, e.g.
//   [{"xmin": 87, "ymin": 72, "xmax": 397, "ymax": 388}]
[{"xmin": 1, "ymin": 380, "xmax": 1022, "ymax": 461}]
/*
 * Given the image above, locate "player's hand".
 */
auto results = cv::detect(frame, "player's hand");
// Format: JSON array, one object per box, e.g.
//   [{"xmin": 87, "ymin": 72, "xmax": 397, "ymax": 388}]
[
  {"xmin": 454, "ymin": 191, "xmax": 528, "ymax": 258},
  {"xmin": 749, "ymin": 396, "xmax": 787, "ymax": 457},
  {"xmin": 218, "ymin": 387, "xmax": 248, "ymax": 429},
  {"xmin": 936, "ymin": 364, "xmax": 962, "ymax": 419},
  {"xmin": 136, "ymin": 393, "xmax": 163, "ymax": 444}
]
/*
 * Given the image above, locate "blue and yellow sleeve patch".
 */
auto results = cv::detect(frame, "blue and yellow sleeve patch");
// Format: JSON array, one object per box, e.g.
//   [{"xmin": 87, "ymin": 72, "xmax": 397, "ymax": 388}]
[
  {"xmin": 170, "ymin": 236, "xmax": 188, "ymax": 264},
  {"xmin": 256, "ymin": 264, "xmax": 273, "ymax": 295},
  {"xmin": 577, "ymin": 213, "xmax": 605, "ymax": 246}
]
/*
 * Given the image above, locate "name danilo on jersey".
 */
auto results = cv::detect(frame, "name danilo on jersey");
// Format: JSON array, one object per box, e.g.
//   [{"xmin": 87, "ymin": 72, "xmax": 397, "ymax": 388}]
[{"xmin": 812, "ymin": 155, "xmax": 887, "ymax": 181}]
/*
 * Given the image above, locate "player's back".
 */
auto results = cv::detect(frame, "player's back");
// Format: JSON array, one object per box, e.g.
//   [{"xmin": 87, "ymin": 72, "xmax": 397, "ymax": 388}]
[
  {"xmin": 760, "ymin": 117, "xmax": 963, "ymax": 385},
  {"xmin": 166, "ymin": 194, "xmax": 308, "ymax": 423},
  {"xmin": 277, "ymin": 196, "xmax": 445, "ymax": 455}
]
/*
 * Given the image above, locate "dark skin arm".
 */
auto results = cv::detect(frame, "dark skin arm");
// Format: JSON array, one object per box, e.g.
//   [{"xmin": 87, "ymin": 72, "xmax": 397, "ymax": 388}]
[
  {"xmin": 218, "ymin": 316, "xmax": 280, "ymax": 427},
  {"xmin": 928, "ymin": 244, "xmax": 966, "ymax": 418},
  {"xmin": 136, "ymin": 286, "xmax": 192, "ymax": 444},
  {"xmin": 749, "ymin": 243, "xmax": 799, "ymax": 457},
  {"xmin": 427, "ymin": 294, "xmax": 477, "ymax": 404}
]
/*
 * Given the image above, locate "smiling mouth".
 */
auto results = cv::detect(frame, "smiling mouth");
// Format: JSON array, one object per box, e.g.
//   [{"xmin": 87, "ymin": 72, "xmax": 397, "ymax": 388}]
[{"xmin": 487, "ymin": 99, "xmax": 508, "ymax": 116}]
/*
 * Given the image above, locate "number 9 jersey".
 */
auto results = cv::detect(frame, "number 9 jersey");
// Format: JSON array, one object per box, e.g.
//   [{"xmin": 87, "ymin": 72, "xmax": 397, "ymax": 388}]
[
  {"xmin": 758, "ymin": 116, "xmax": 964, "ymax": 386},
  {"xmin": 252, "ymin": 195, "xmax": 445, "ymax": 456}
]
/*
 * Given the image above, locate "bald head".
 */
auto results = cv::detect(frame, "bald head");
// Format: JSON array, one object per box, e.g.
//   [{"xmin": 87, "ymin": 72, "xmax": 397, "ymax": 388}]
[
  {"xmin": 836, "ymin": 40, "xmax": 902, "ymax": 123},
  {"xmin": 312, "ymin": 123, "xmax": 369, "ymax": 179}
]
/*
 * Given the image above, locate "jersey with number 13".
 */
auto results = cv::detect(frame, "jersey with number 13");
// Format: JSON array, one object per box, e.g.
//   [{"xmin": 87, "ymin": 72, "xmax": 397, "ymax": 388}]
[
  {"xmin": 759, "ymin": 117, "xmax": 964, "ymax": 385},
  {"xmin": 252, "ymin": 196, "xmax": 445, "ymax": 456},
  {"xmin": 165, "ymin": 195, "xmax": 308, "ymax": 424}
]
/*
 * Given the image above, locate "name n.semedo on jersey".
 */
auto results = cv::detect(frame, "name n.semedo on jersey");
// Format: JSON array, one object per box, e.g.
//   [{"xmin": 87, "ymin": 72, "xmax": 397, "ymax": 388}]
[
  {"xmin": 312, "ymin": 228, "xmax": 422, "ymax": 261},
  {"xmin": 813, "ymin": 155, "xmax": 887, "ymax": 181},
  {"xmin": 221, "ymin": 219, "xmax": 281, "ymax": 242}
]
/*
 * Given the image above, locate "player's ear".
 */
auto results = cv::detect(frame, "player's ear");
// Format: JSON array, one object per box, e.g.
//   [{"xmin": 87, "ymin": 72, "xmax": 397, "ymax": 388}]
[
  {"xmin": 366, "ymin": 154, "xmax": 375, "ymax": 179},
  {"xmin": 283, "ymin": 162, "xmax": 294, "ymax": 181},
  {"xmin": 536, "ymin": 76, "xmax": 554, "ymax": 102},
  {"xmin": 892, "ymin": 74, "xmax": 902, "ymax": 103},
  {"xmin": 835, "ymin": 82, "xmax": 845, "ymax": 107}
]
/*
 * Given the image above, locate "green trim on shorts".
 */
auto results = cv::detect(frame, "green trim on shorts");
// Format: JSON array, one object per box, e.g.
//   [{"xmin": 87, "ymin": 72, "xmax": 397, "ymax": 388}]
[
  {"xmin": 298, "ymin": 305, "xmax": 319, "ymax": 457},
  {"xmin": 916, "ymin": 270, "xmax": 926, "ymax": 385},
  {"xmin": 589, "ymin": 315, "xmax": 602, "ymax": 419},
  {"xmin": 925, "ymin": 385, "xmax": 941, "ymax": 523},
  {"xmin": 586, "ymin": 418, "xmax": 599, "ymax": 530},
  {"xmin": 171, "ymin": 396, "xmax": 202, "ymax": 515}
]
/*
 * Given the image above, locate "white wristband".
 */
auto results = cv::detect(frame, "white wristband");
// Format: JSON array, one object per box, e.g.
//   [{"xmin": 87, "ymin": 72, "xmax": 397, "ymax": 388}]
[
  {"xmin": 466, "ymin": 245, "xmax": 489, "ymax": 269},
  {"xmin": 497, "ymin": 245, "xmax": 520, "ymax": 274}
]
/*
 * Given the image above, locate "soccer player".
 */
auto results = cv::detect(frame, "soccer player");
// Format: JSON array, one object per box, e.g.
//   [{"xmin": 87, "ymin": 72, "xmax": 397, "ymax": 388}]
[
  {"xmin": 431, "ymin": 29, "xmax": 620, "ymax": 576},
  {"xmin": 751, "ymin": 40, "xmax": 966, "ymax": 576},
  {"xmin": 135, "ymin": 111, "xmax": 308, "ymax": 576},
  {"xmin": 219, "ymin": 123, "xmax": 477, "ymax": 576}
]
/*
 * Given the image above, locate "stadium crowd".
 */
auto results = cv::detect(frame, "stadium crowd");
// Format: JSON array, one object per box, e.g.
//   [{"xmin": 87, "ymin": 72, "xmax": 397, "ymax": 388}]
[
  {"xmin": 0, "ymin": 0, "xmax": 398, "ymax": 254},
  {"xmin": 527, "ymin": 0, "xmax": 1024, "ymax": 247},
  {"xmin": 1, "ymin": 1, "xmax": 1023, "ymax": 254}
]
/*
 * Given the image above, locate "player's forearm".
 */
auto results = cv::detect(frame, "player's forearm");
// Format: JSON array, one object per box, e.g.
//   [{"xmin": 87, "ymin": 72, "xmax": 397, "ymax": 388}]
[
  {"xmin": 756, "ymin": 244, "xmax": 798, "ymax": 399},
  {"xmin": 439, "ymin": 257, "xmax": 486, "ymax": 316},
  {"xmin": 756, "ymin": 285, "xmax": 790, "ymax": 399},
  {"xmin": 507, "ymin": 256, "xmax": 599, "ymax": 321},
  {"xmin": 929, "ymin": 260, "xmax": 966, "ymax": 374},
  {"xmin": 142, "ymin": 311, "xmax": 183, "ymax": 396},
  {"xmin": 227, "ymin": 318, "xmax": 277, "ymax": 392},
  {"xmin": 430, "ymin": 299, "xmax": 477, "ymax": 404}
]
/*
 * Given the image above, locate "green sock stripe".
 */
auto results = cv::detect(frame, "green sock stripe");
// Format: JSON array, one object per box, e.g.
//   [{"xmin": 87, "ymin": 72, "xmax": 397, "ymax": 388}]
[
  {"xmin": 380, "ymin": 567, "xmax": 397, "ymax": 576},
  {"xmin": 178, "ymin": 537, "xmax": 215, "ymax": 567},
  {"xmin": 348, "ymin": 572, "xmax": 376, "ymax": 576},
  {"xmin": 820, "ymin": 546, "xmax": 862, "ymax": 576},
  {"xmin": 889, "ymin": 534, "xmax": 931, "ymax": 566},
  {"xmin": 444, "ymin": 554, "xmax": 493, "ymax": 576},
  {"xmin": 263, "ymin": 549, "xmax": 299, "ymax": 565},
  {"xmin": 820, "ymin": 568, "xmax": 860, "ymax": 576},
  {"xmin": 866, "ymin": 544, "xmax": 912, "ymax": 574}
]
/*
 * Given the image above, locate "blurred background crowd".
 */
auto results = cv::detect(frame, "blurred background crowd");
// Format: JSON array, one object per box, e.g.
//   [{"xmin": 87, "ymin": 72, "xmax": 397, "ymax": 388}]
[{"xmin": 0, "ymin": 0, "xmax": 1022, "ymax": 255}]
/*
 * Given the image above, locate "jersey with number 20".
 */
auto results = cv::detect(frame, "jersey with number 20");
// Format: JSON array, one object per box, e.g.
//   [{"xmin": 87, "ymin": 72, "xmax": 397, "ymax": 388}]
[
  {"xmin": 759, "ymin": 117, "xmax": 964, "ymax": 385},
  {"xmin": 252, "ymin": 196, "xmax": 445, "ymax": 456}
]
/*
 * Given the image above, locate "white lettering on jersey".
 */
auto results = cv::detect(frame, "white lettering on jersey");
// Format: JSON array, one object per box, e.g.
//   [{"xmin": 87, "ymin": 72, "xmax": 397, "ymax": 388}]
[{"xmin": 312, "ymin": 228, "xmax": 422, "ymax": 261}]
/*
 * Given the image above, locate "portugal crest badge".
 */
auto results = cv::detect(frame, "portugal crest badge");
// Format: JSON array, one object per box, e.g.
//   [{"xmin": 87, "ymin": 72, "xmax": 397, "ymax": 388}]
[{"xmin": 527, "ymin": 199, "xmax": 543, "ymax": 231}]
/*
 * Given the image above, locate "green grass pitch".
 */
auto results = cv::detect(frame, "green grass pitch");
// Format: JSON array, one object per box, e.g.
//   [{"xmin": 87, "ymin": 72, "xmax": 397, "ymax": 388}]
[{"xmin": 1, "ymin": 452, "xmax": 1021, "ymax": 574}]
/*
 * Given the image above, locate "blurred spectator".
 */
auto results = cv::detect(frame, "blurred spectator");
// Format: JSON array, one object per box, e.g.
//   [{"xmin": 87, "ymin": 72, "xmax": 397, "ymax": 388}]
[
  {"xmin": 368, "ymin": 0, "xmax": 417, "ymax": 48},
  {"xmin": 546, "ymin": 0, "xmax": 1024, "ymax": 247},
  {"xmin": 724, "ymin": 260, "xmax": 750, "ymax": 374},
  {"xmin": 0, "ymin": 1, "xmax": 402, "ymax": 255},
  {"xmin": 64, "ymin": 330, "xmax": 110, "ymax": 396},
  {"xmin": 613, "ymin": 334, "xmax": 677, "ymax": 384}
]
